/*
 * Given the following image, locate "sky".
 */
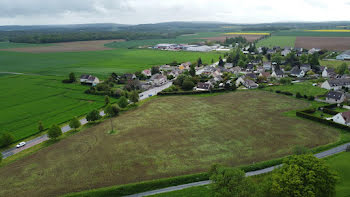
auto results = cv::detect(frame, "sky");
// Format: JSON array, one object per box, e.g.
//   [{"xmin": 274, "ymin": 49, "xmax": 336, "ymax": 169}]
[{"xmin": 0, "ymin": 0, "xmax": 350, "ymax": 25}]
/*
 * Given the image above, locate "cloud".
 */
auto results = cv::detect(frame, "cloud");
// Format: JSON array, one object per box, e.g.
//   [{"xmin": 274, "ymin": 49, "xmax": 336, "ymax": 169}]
[{"xmin": 0, "ymin": 0, "xmax": 349, "ymax": 25}]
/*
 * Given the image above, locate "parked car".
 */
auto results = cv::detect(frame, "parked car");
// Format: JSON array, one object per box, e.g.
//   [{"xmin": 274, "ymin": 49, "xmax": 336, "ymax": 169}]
[{"xmin": 16, "ymin": 142, "xmax": 26, "ymax": 148}]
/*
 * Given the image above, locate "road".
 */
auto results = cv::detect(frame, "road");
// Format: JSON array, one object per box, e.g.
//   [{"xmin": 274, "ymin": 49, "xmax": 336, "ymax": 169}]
[
  {"xmin": 125, "ymin": 142, "xmax": 350, "ymax": 197},
  {"xmin": 1, "ymin": 82, "xmax": 170, "ymax": 159}
]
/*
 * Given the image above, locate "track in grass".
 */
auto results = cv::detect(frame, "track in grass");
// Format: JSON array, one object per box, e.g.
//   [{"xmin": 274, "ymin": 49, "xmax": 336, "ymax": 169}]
[{"xmin": 0, "ymin": 91, "xmax": 341, "ymax": 197}]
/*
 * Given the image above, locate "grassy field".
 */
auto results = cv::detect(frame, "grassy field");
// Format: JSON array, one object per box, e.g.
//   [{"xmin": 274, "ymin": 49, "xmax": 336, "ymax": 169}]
[
  {"xmin": 0, "ymin": 49, "xmax": 221, "ymax": 77},
  {"xmin": 0, "ymin": 42, "xmax": 53, "ymax": 49},
  {"xmin": 0, "ymin": 91, "xmax": 342, "ymax": 197},
  {"xmin": 273, "ymin": 30, "xmax": 350, "ymax": 37},
  {"xmin": 151, "ymin": 152, "xmax": 350, "ymax": 197},
  {"xmin": 320, "ymin": 60, "xmax": 350, "ymax": 68},
  {"xmin": 0, "ymin": 74, "xmax": 108, "ymax": 141},
  {"xmin": 256, "ymin": 36, "xmax": 296, "ymax": 48},
  {"xmin": 264, "ymin": 82, "xmax": 328, "ymax": 97}
]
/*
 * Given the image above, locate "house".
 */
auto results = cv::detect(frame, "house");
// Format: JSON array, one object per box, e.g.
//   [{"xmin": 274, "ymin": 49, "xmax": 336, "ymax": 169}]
[
  {"xmin": 245, "ymin": 73, "xmax": 257, "ymax": 80},
  {"xmin": 281, "ymin": 48, "xmax": 291, "ymax": 56},
  {"xmin": 331, "ymin": 111, "xmax": 350, "ymax": 126},
  {"xmin": 308, "ymin": 48, "xmax": 321, "ymax": 55},
  {"xmin": 326, "ymin": 91, "xmax": 346, "ymax": 103},
  {"xmin": 290, "ymin": 66, "xmax": 305, "ymax": 78},
  {"xmin": 322, "ymin": 67, "xmax": 336, "ymax": 78},
  {"xmin": 271, "ymin": 69, "xmax": 285, "ymax": 78},
  {"xmin": 150, "ymin": 74, "xmax": 167, "ymax": 86},
  {"xmin": 168, "ymin": 69, "xmax": 180, "ymax": 78},
  {"xmin": 160, "ymin": 65, "xmax": 173, "ymax": 71},
  {"xmin": 257, "ymin": 66, "xmax": 264, "ymax": 73},
  {"xmin": 259, "ymin": 72, "xmax": 271, "ymax": 78},
  {"xmin": 243, "ymin": 79, "xmax": 259, "ymax": 89},
  {"xmin": 80, "ymin": 75, "xmax": 100, "ymax": 86},
  {"xmin": 236, "ymin": 77, "xmax": 246, "ymax": 87},
  {"xmin": 321, "ymin": 78, "xmax": 350, "ymax": 90},
  {"xmin": 246, "ymin": 63, "xmax": 254, "ymax": 72},
  {"xmin": 263, "ymin": 62, "xmax": 272, "ymax": 70},
  {"xmin": 230, "ymin": 66, "xmax": 241, "ymax": 74},
  {"xmin": 179, "ymin": 62, "xmax": 191, "ymax": 70},
  {"xmin": 142, "ymin": 69, "xmax": 152, "ymax": 77},
  {"xmin": 224, "ymin": 63, "xmax": 233, "ymax": 69},
  {"xmin": 123, "ymin": 73, "xmax": 137, "ymax": 80},
  {"xmin": 336, "ymin": 50, "xmax": 350, "ymax": 60},
  {"xmin": 300, "ymin": 64, "xmax": 311, "ymax": 72},
  {"xmin": 194, "ymin": 82, "xmax": 212, "ymax": 91}
]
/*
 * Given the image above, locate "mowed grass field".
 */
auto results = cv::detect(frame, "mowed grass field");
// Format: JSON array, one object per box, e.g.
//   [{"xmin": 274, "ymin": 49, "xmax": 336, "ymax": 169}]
[
  {"xmin": 256, "ymin": 36, "xmax": 296, "ymax": 48},
  {"xmin": 264, "ymin": 82, "xmax": 328, "ymax": 97},
  {"xmin": 0, "ymin": 91, "xmax": 341, "ymax": 197},
  {"xmin": 151, "ymin": 152, "xmax": 350, "ymax": 197},
  {"xmin": 0, "ymin": 42, "xmax": 53, "ymax": 49},
  {"xmin": 0, "ymin": 49, "xmax": 221, "ymax": 77},
  {"xmin": 0, "ymin": 74, "xmax": 107, "ymax": 141},
  {"xmin": 320, "ymin": 60, "xmax": 350, "ymax": 68}
]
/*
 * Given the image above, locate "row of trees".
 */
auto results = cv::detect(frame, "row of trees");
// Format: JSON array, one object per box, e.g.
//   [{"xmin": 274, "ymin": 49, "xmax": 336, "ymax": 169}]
[{"xmin": 209, "ymin": 154, "xmax": 338, "ymax": 197}]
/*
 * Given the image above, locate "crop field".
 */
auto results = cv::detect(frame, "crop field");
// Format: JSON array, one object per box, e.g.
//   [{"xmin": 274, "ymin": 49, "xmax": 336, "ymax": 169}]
[
  {"xmin": 295, "ymin": 37, "xmax": 350, "ymax": 51},
  {"xmin": 0, "ymin": 74, "xmax": 107, "ymax": 141},
  {"xmin": 201, "ymin": 35, "xmax": 264, "ymax": 42},
  {"xmin": 306, "ymin": 30, "xmax": 350, "ymax": 32},
  {"xmin": 273, "ymin": 30, "xmax": 350, "ymax": 37},
  {"xmin": 0, "ymin": 91, "xmax": 341, "ymax": 197},
  {"xmin": 0, "ymin": 40, "xmax": 124, "ymax": 53},
  {"xmin": 256, "ymin": 36, "xmax": 296, "ymax": 48},
  {"xmin": 0, "ymin": 49, "xmax": 221, "ymax": 77},
  {"xmin": 264, "ymin": 82, "xmax": 328, "ymax": 97},
  {"xmin": 0, "ymin": 42, "xmax": 53, "ymax": 49}
]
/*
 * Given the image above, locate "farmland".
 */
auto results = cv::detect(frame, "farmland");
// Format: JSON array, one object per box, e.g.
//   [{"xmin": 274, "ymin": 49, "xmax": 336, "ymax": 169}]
[
  {"xmin": 272, "ymin": 30, "xmax": 350, "ymax": 37},
  {"xmin": 0, "ymin": 91, "xmax": 341, "ymax": 197},
  {"xmin": 320, "ymin": 60, "xmax": 350, "ymax": 68},
  {"xmin": 256, "ymin": 36, "xmax": 296, "ymax": 48},
  {"xmin": 0, "ymin": 49, "xmax": 221, "ymax": 77},
  {"xmin": 295, "ymin": 37, "xmax": 350, "ymax": 51},
  {"xmin": 0, "ymin": 42, "xmax": 53, "ymax": 49},
  {"xmin": 0, "ymin": 74, "xmax": 107, "ymax": 141}
]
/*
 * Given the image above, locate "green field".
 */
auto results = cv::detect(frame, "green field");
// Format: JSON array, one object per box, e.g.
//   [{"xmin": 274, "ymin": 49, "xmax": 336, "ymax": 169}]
[
  {"xmin": 256, "ymin": 36, "xmax": 296, "ymax": 48},
  {"xmin": 151, "ymin": 152, "xmax": 350, "ymax": 197},
  {"xmin": 0, "ymin": 91, "xmax": 341, "ymax": 197},
  {"xmin": 320, "ymin": 60, "xmax": 350, "ymax": 68},
  {"xmin": 273, "ymin": 30, "xmax": 350, "ymax": 37},
  {"xmin": 0, "ymin": 74, "xmax": 108, "ymax": 141},
  {"xmin": 0, "ymin": 42, "xmax": 53, "ymax": 49},
  {"xmin": 0, "ymin": 49, "xmax": 221, "ymax": 77},
  {"xmin": 264, "ymin": 82, "xmax": 328, "ymax": 97}
]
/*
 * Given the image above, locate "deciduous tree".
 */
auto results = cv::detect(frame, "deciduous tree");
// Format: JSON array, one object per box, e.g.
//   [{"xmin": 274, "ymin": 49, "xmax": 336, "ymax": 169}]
[
  {"xmin": 69, "ymin": 117, "xmax": 81, "ymax": 130},
  {"xmin": 105, "ymin": 95, "xmax": 110, "ymax": 105},
  {"xmin": 129, "ymin": 91, "xmax": 139, "ymax": 103},
  {"xmin": 105, "ymin": 104, "xmax": 120, "ymax": 117},
  {"xmin": 0, "ymin": 133, "xmax": 15, "ymax": 148},
  {"xmin": 48, "ymin": 124, "xmax": 62, "ymax": 140},
  {"xmin": 118, "ymin": 96, "xmax": 129, "ymax": 108},
  {"xmin": 86, "ymin": 109, "xmax": 102, "ymax": 122}
]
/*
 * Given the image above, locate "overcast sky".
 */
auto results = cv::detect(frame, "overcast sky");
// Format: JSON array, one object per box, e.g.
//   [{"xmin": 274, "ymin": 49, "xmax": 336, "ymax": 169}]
[{"xmin": 0, "ymin": 0, "xmax": 350, "ymax": 25}]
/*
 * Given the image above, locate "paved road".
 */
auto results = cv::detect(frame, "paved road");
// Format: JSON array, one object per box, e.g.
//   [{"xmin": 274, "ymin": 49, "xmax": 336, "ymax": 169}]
[
  {"xmin": 126, "ymin": 142, "xmax": 350, "ymax": 197},
  {"xmin": 1, "ymin": 82, "xmax": 169, "ymax": 159}
]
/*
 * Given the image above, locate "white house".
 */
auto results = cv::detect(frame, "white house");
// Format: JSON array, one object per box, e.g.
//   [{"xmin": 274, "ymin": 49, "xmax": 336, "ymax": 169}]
[
  {"xmin": 236, "ymin": 77, "xmax": 246, "ymax": 87},
  {"xmin": 151, "ymin": 74, "xmax": 167, "ymax": 87},
  {"xmin": 194, "ymin": 82, "xmax": 212, "ymax": 91},
  {"xmin": 271, "ymin": 69, "xmax": 285, "ymax": 78},
  {"xmin": 80, "ymin": 75, "xmax": 100, "ymax": 86},
  {"xmin": 308, "ymin": 48, "xmax": 321, "ymax": 55},
  {"xmin": 281, "ymin": 49, "xmax": 291, "ymax": 56},
  {"xmin": 331, "ymin": 111, "xmax": 350, "ymax": 126},
  {"xmin": 321, "ymin": 78, "xmax": 350, "ymax": 90},
  {"xmin": 325, "ymin": 91, "xmax": 346, "ymax": 104},
  {"xmin": 336, "ymin": 50, "xmax": 350, "ymax": 60},
  {"xmin": 290, "ymin": 66, "xmax": 305, "ymax": 78},
  {"xmin": 322, "ymin": 67, "xmax": 336, "ymax": 78},
  {"xmin": 263, "ymin": 62, "xmax": 272, "ymax": 70}
]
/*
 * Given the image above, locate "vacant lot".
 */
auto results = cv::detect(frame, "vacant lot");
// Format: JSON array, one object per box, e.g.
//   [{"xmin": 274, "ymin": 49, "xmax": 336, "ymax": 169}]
[
  {"xmin": 264, "ymin": 82, "xmax": 328, "ymax": 97},
  {"xmin": 0, "ymin": 49, "xmax": 221, "ymax": 77},
  {"xmin": 201, "ymin": 35, "xmax": 264, "ymax": 42},
  {"xmin": 0, "ymin": 75, "xmax": 107, "ymax": 141},
  {"xmin": 0, "ymin": 91, "xmax": 340, "ymax": 197},
  {"xmin": 0, "ymin": 40, "xmax": 124, "ymax": 53},
  {"xmin": 295, "ymin": 37, "xmax": 350, "ymax": 51},
  {"xmin": 256, "ymin": 36, "xmax": 296, "ymax": 48}
]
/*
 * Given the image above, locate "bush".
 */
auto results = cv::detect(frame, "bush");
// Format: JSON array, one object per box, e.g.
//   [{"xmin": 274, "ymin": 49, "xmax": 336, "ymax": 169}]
[
  {"xmin": 129, "ymin": 91, "xmax": 139, "ymax": 103},
  {"xmin": 182, "ymin": 79, "xmax": 195, "ymax": 91},
  {"xmin": 308, "ymin": 96, "xmax": 315, "ymax": 101},
  {"xmin": 346, "ymin": 145, "xmax": 350, "ymax": 152},
  {"xmin": 86, "ymin": 109, "xmax": 102, "ymax": 122},
  {"xmin": 105, "ymin": 95, "xmax": 110, "ymax": 105},
  {"xmin": 323, "ymin": 108, "xmax": 338, "ymax": 115},
  {"xmin": 293, "ymin": 145, "xmax": 310, "ymax": 155},
  {"xmin": 296, "ymin": 92, "xmax": 302, "ymax": 98},
  {"xmin": 118, "ymin": 96, "xmax": 129, "ymax": 108},
  {"xmin": 0, "ymin": 133, "xmax": 15, "ymax": 148},
  {"xmin": 275, "ymin": 90, "xmax": 281, "ymax": 93}
]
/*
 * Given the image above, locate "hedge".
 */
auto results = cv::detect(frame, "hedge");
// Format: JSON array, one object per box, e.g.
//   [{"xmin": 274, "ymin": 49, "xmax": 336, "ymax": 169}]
[
  {"xmin": 296, "ymin": 111, "xmax": 350, "ymax": 131},
  {"xmin": 322, "ymin": 108, "xmax": 338, "ymax": 115},
  {"xmin": 158, "ymin": 89, "xmax": 229, "ymax": 96}
]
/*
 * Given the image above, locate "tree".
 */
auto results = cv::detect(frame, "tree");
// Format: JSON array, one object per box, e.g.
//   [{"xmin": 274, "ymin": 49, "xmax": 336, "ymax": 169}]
[
  {"xmin": 336, "ymin": 63, "xmax": 348, "ymax": 75},
  {"xmin": 105, "ymin": 95, "xmax": 110, "ymax": 105},
  {"xmin": 209, "ymin": 165, "xmax": 257, "ymax": 197},
  {"xmin": 269, "ymin": 154, "xmax": 338, "ymax": 197},
  {"xmin": 105, "ymin": 104, "xmax": 120, "ymax": 117},
  {"xmin": 189, "ymin": 65, "xmax": 196, "ymax": 77},
  {"xmin": 307, "ymin": 70, "xmax": 315, "ymax": 76},
  {"xmin": 0, "ymin": 133, "xmax": 15, "ymax": 148},
  {"xmin": 238, "ymin": 59, "xmax": 245, "ymax": 67},
  {"xmin": 86, "ymin": 109, "xmax": 102, "ymax": 122},
  {"xmin": 309, "ymin": 53, "xmax": 320, "ymax": 66},
  {"xmin": 300, "ymin": 54, "xmax": 308, "ymax": 64},
  {"xmin": 38, "ymin": 121, "xmax": 44, "ymax": 132},
  {"xmin": 69, "ymin": 117, "xmax": 81, "ymax": 130},
  {"xmin": 296, "ymin": 92, "xmax": 302, "ymax": 98},
  {"xmin": 151, "ymin": 66, "xmax": 160, "ymax": 75},
  {"xmin": 118, "ymin": 96, "xmax": 129, "ymax": 108},
  {"xmin": 346, "ymin": 145, "xmax": 350, "ymax": 152},
  {"xmin": 48, "ymin": 124, "xmax": 62, "ymax": 140},
  {"xmin": 197, "ymin": 57, "xmax": 203, "ymax": 66},
  {"xmin": 271, "ymin": 54, "xmax": 283, "ymax": 65},
  {"xmin": 182, "ymin": 79, "xmax": 195, "ymax": 90},
  {"xmin": 218, "ymin": 57, "xmax": 225, "ymax": 67},
  {"xmin": 69, "ymin": 72, "xmax": 76, "ymax": 82},
  {"xmin": 129, "ymin": 91, "xmax": 139, "ymax": 103}
]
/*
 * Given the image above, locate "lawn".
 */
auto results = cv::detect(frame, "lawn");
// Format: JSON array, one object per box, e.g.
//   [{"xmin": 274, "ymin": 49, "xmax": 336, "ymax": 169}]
[
  {"xmin": 256, "ymin": 36, "xmax": 296, "ymax": 48},
  {"xmin": 0, "ymin": 91, "xmax": 341, "ymax": 197},
  {"xmin": 0, "ymin": 74, "xmax": 108, "ymax": 141},
  {"xmin": 0, "ymin": 49, "xmax": 221, "ymax": 77},
  {"xmin": 0, "ymin": 41, "xmax": 53, "ymax": 49},
  {"xmin": 320, "ymin": 60, "xmax": 350, "ymax": 68},
  {"xmin": 264, "ymin": 82, "xmax": 328, "ymax": 97}
]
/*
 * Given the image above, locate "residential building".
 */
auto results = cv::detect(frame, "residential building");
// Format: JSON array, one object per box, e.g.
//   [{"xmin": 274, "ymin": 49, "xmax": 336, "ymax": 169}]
[
  {"xmin": 300, "ymin": 64, "xmax": 311, "ymax": 72},
  {"xmin": 308, "ymin": 48, "xmax": 321, "ymax": 55},
  {"xmin": 322, "ymin": 67, "xmax": 336, "ymax": 78},
  {"xmin": 224, "ymin": 63, "xmax": 233, "ymax": 69},
  {"xmin": 336, "ymin": 50, "xmax": 350, "ymax": 60},
  {"xmin": 321, "ymin": 78, "xmax": 350, "ymax": 90},
  {"xmin": 271, "ymin": 69, "xmax": 285, "ymax": 78},
  {"xmin": 150, "ymin": 74, "xmax": 167, "ymax": 87},
  {"xmin": 281, "ymin": 48, "xmax": 291, "ymax": 56},
  {"xmin": 245, "ymin": 73, "xmax": 257, "ymax": 80},
  {"xmin": 325, "ymin": 91, "xmax": 346, "ymax": 104},
  {"xmin": 243, "ymin": 79, "xmax": 259, "ymax": 89},
  {"xmin": 194, "ymin": 82, "xmax": 212, "ymax": 91},
  {"xmin": 290, "ymin": 66, "xmax": 305, "ymax": 78},
  {"xmin": 80, "ymin": 75, "xmax": 100, "ymax": 86},
  {"xmin": 263, "ymin": 62, "xmax": 272, "ymax": 70},
  {"xmin": 331, "ymin": 111, "xmax": 350, "ymax": 126},
  {"xmin": 142, "ymin": 69, "xmax": 152, "ymax": 77},
  {"xmin": 230, "ymin": 66, "xmax": 241, "ymax": 74},
  {"xmin": 259, "ymin": 72, "xmax": 271, "ymax": 78}
]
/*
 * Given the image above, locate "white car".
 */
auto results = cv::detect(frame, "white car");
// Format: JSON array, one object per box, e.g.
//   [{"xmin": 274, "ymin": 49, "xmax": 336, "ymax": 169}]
[{"xmin": 16, "ymin": 142, "xmax": 26, "ymax": 148}]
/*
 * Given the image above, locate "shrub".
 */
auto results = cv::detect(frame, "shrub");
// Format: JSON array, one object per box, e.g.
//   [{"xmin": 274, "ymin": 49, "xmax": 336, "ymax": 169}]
[
  {"xmin": 114, "ymin": 89, "xmax": 124, "ymax": 98},
  {"xmin": 182, "ymin": 79, "xmax": 195, "ymax": 91},
  {"xmin": 118, "ymin": 96, "xmax": 129, "ymax": 108},
  {"xmin": 346, "ymin": 145, "xmax": 350, "ymax": 152},
  {"xmin": 296, "ymin": 92, "xmax": 302, "ymax": 98},
  {"xmin": 304, "ymin": 95, "xmax": 308, "ymax": 99},
  {"xmin": 48, "ymin": 124, "xmax": 62, "ymax": 140},
  {"xmin": 323, "ymin": 108, "xmax": 338, "ymax": 115},
  {"xmin": 293, "ymin": 145, "xmax": 310, "ymax": 155},
  {"xmin": 308, "ymin": 96, "xmax": 315, "ymax": 101},
  {"xmin": 0, "ymin": 133, "xmax": 15, "ymax": 148},
  {"xmin": 275, "ymin": 90, "xmax": 281, "ymax": 93},
  {"xmin": 105, "ymin": 95, "xmax": 110, "ymax": 105},
  {"xmin": 86, "ymin": 109, "xmax": 102, "ymax": 122}
]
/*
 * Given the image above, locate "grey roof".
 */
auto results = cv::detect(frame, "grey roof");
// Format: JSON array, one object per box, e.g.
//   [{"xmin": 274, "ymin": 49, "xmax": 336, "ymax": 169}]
[
  {"xmin": 341, "ymin": 50, "xmax": 350, "ymax": 55},
  {"xmin": 328, "ymin": 78, "xmax": 350, "ymax": 87},
  {"xmin": 80, "ymin": 74, "xmax": 90, "ymax": 79},
  {"xmin": 326, "ymin": 91, "xmax": 344, "ymax": 100},
  {"xmin": 274, "ymin": 69, "xmax": 284, "ymax": 76},
  {"xmin": 244, "ymin": 79, "xmax": 258, "ymax": 87},
  {"xmin": 197, "ymin": 83, "xmax": 211, "ymax": 90},
  {"xmin": 291, "ymin": 66, "xmax": 302, "ymax": 75},
  {"xmin": 246, "ymin": 73, "xmax": 257, "ymax": 79}
]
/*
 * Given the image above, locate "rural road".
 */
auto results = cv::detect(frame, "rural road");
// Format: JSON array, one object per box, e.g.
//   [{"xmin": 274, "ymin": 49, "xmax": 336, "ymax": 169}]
[
  {"xmin": 125, "ymin": 142, "xmax": 350, "ymax": 197},
  {"xmin": 1, "ymin": 83, "xmax": 171, "ymax": 159}
]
